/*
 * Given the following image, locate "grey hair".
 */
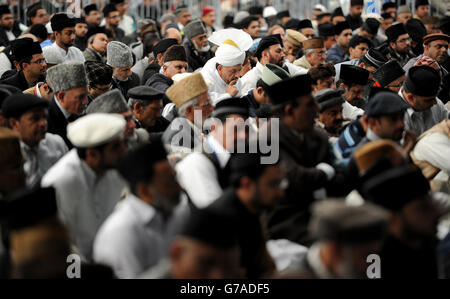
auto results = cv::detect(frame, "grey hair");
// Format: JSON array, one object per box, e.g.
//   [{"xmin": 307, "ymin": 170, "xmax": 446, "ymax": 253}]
[
  {"xmin": 128, "ymin": 97, "xmax": 149, "ymax": 110},
  {"xmin": 178, "ymin": 97, "xmax": 198, "ymax": 117},
  {"xmin": 305, "ymin": 49, "xmax": 315, "ymax": 55}
]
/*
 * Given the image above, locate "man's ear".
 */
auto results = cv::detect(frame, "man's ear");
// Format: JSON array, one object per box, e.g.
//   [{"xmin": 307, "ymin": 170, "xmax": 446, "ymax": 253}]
[
  {"xmin": 284, "ymin": 104, "xmax": 293, "ymax": 116},
  {"xmin": 86, "ymin": 148, "xmax": 101, "ymax": 164},
  {"xmin": 133, "ymin": 101, "xmax": 143, "ymax": 115},
  {"xmin": 389, "ymin": 41, "xmax": 395, "ymax": 49},
  {"xmin": 56, "ymin": 91, "xmax": 65, "ymax": 103},
  {"xmin": 8, "ymin": 117, "xmax": 19, "ymax": 130}
]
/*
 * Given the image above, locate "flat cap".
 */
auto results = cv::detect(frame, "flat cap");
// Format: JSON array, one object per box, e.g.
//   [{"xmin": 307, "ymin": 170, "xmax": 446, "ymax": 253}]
[
  {"xmin": 366, "ymin": 91, "xmax": 409, "ymax": 117},
  {"xmin": 385, "ymin": 23, "xmax": 408, "ymax": 42},
  {"xmin": 266, "ymin": 74, "xmax": 313, "ymax": 105},
  {"xmin": 340, "ymin": 65, "xmax": 370, "ymax": 86},
  {"xmin": 318, "ymin": 23, "xmax": 335, "ymax": 37},
  {"xmin": 255, "ymin": 34, "xmax": 282, "ymax": 60},
  {"xmin": 334, "ymin": 21, "xmax": 351, "ymax": 36},
  {"xmin": 67, "ymin": 113, "xmax": 126, "ymax": 148},
  {"xmin": 261, "ymin": 63, "xmax": 290, "ymax": 86},
  {"xmin": 46, "ymin": 62, "xmax": 88, "ymax": 93},
  {"xmin": 363, "ymin": 165, "xmax": 431, "ymax": 211},
  {"xmin": 86, "ymin": 89, "xmax": 128, "ymax": 114},
  {"xmin": 50, "ymin": 13, "xmax": 76, "ymax": 32},
  {"xmin": 85, "ymin": 61, "xmax": 113, "ymax": 85},
  {"xmin": 314, "ymin": 88, "xmax": 345, "ymax": 112},
  {"xmin": 2, "ymin": 94, "xmax": 49, "ymax": 119},
  {"xmin": 302, "ymin": 37, "xmax": 324, "ymax": 50},
  {"xmin": 153, "ymin": 38, "xmax": 178, "ymax": 56},
  {"xmin": 183, "ymin": 20, "xmax": 206, "ymax": 40},
  {"xmin": 212, "ymin": 97, "xmax": 249, "ymax": 119},
  {"xmin": 372, "ymin": 60, "xmax": 405, "ymax": 87},
  {"xmin": 404, "ymin": 66, "xmax": 440, "ymax": 97},
  {"xmin": 423, "ymin": 33, "xmax": 450, "ymax": 45},
  {"xmin": 0, "ymin": 187, "xmax": 58, "ymax": 231},
  {"xmin": 107, "ymin": 41, "xmax": 133, "ymax": 68},
  {"xmin": 128, "ymin": 86, "xmax": 164, "ymax": 101},
  {"xmin": 308, "ymin": 200, "xmax": 388, "ymax": 244},
  {"xmin": 285, "ymin": 29, "xmax": 307, "ymax": 47}
]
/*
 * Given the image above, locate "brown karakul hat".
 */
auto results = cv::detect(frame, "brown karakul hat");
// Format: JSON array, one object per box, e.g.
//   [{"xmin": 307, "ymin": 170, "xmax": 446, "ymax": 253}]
[
  {"xmin": 163, "ymin": 45, "xmax": 187, "ymax": 63},
  {"xmin": 166, "ymin": 72, "xmax": 208, "ymax": 108},
  {"xmin": 0, "ymin": 127, "xmax": 22, "ymax": 170},
  {"xmin": 423, "ymin": 33, "xmax": 450, "ymax": 45},
  {"xmin": 354, "ymin": 140, "xmax": 404, "ymax": 173},
  {"xmin": 302, "ymin": 37, "xmax": 324, "ymax": 50}
]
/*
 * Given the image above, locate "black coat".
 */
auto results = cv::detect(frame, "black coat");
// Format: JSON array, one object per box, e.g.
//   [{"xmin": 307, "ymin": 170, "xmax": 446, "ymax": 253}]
[
  {"xmin": 142, "ymin": 62, "xmax": 161, "ymax": 85},
  {"xmin": 111, "ymin": 72, "xmax": 140, "ymax": 99},
  {"xmin": 205, "ymin": 188, "xmax": 275, "ymax": 278},
  {"xmin": 0, "ymin": 70, "xmax": 33, "ymax": 91},
  {"xmin": 47, "ymin": 97, "xmax": 75, "ymax": 149},
  {"xmin": 0, "ymin": 22, "xmax": 22, "ymax": 47},
  {"xmin": 265, "ymin": 122, "xmax": 333, "ymax": 246},
  {"xmin": 145, "ymin": 73, "xmax": 173, "ymax": 106},
  {"xmin": 183, "ymin": 40, "xmax": 214, "ymax": 72}
]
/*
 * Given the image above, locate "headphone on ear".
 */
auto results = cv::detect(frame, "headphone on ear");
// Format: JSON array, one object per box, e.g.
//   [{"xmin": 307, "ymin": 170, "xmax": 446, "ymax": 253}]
[{"xmin": 89, "ymin": 36, "xmax": 94, "ymax": 44}]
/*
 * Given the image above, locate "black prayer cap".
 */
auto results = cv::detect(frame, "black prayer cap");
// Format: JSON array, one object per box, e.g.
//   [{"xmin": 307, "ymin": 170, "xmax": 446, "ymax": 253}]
[
  {"xmin": 266, "ymin": 74, "xmax": 313, "ymax": 105},
  {"xmin": 373, "ymin": 60, "xmax": 405, "ymax": 87},
  {"xmin": 153, "ymin": 38, "xmax": 178, "ymax": 56},
  {"xmin": 318, "ymin": 23, "xmax": 335, "ymax": 37},
  {"xmin": 415, "ymin": 0, "xmax": 429, "ymax": 8},
  {"xmin": 11, "ymin": 38, "xmax": 42, "ymax": 62},
  {"xmin": 117, "ymin": 140, "xmax": 167, "ymax": 191},
  {"xmin": 284, "ymin": 18, "xmax": 300, "ymax": 30},
  {"xmin": 128, "ymin": 86, "xmax": 164, "ymax": 101},
  {"xmin": 51, "ymin": 13, "xmax": 76, "ymax": 32},
  {"xmin": 362, "ymin": 18, "xmax": 380, "ymax": 35},
  {"xmin": 363, "ymin": 165, "xmax": 431, "ymax": 211},
  {"xmin": 254, "ymin": 34, "xmax": 282, "ymax": 60},
  {"xmin": 248, "ymin": 5, "xmax": 263, "ymax": 16},
  {"xmin": 385, "ymin": 23, "xmax": 408, "ymax": 42},
  {"xmin": 350, "ymin": 0, "xmax": 364, "ymax": 6},
  {"xmin": 229, "ymin": 152, "xmax": 279, "ymax": 185},
  {"xmin": 404, "ymin": 66, "xmax": 440, "ymax": 97},
  {"xmin": 86, "ymin": 26, "xmax": 107, "ymax": 41},
  {"xmin": 180, "ymin": 208, "xmax": 238, "ymax": 250},
  {"xmin": 314, "ymin": 88, "xmax": 345, "ymax": 112},
  {"xmin": 277, "ymin": 10, "xmax": 290, "ymax": 19},
  {"xmin": 84, "ymin": 4, "xmax": 98, "ymax": 15},
  {"xmin": 406, "ymin": 19, "xmax": 427, "ymax": 43},
  {"xmin": 0, "ymin": 187, "xmax": 58, "ymax": 231},
  {"xmin": 26, "ymin": 2, "xmax": 42, "ymax": 19},
  {"xmin": 102, "ymin": 3, "xmax": 118, "ymax": 17},
  {"xmin": 85, "ymin": 61, "xmax": 113, "ymax": 85},
  {"xmin": 361, "ymin": 47, "xmax": 388, "ymax": 68},
  {"xmin": 0, "ymin": 4, "xmax": 11, "ymax": 17},
  {"xmin": 75, "ymin": 17, "xmax": 87, "ymax": 25},
  {"xmin": 2, "ymin": 93, "xmax": 49, "ymax": 119},
  {"xmin": 332, "ymin": 7, "xmax": 344, "ymax": 18},
  {"xmin": 382, "ymin": 2, "xmax": 396, "ymax": 10},
  {"xmin": 298, "ymin": 19, "xmax": 313, "ymax": 30},
  {"xmin": 366, "ymin": 91, "xmax": 409, "ymax": 118},
  {"xmin": 29, "ymin": 24, "xmax": 48, "ymax": 41},
  {"xmin": 308, "ymin": 199, "xmax": 388, "ymax": 244},
  {"xmin": 110, "ymin": 0, "xmax": 125, "ymax": 4},
  {"xmin": 212, "ymin": 97, "xmax": 249, "ymax": 119},
  {"xmin": 340, "ymin": 65, "xmax": 370, "ymax": 86},
  {"xmin": 436, "ymin": 16, "xmax": 450, "ymax": 35},
  {"xmin": 0, "ymin": 84, "xmax": 21, "ymax": 95},
  {"xmin": 334, "ymin": 21, "xmax": 351, "ymax": 36}
]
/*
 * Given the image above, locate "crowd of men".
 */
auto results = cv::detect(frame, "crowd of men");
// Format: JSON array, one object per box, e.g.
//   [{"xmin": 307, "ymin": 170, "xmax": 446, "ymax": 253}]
[{"xmin": 0, "ymin": 0, "xmax": 449, "ymax": 279}]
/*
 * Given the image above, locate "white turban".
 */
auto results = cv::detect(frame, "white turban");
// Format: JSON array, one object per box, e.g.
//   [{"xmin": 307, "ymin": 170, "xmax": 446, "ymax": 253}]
[{"xmin": 215, "ymin": 42, "xmax": 245, "ymax": 67}]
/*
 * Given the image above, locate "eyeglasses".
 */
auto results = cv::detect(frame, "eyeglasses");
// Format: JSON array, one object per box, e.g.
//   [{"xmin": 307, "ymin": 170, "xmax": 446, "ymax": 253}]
[
  {"xmin": 397, "ymin": 37, "xmax": 411, "ymax": 43},
  {"xmin": 196, "ymin": 99, "xmax": 213, "ymax": 108},
  {"xmin": 30, "ymin": 58, "xmax": 47, "ymax": 65}
]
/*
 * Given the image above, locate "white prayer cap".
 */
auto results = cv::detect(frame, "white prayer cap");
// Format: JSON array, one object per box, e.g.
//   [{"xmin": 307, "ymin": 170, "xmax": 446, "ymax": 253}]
[
  {"xmin": 263, "ymin": 6, "xmax": 277, "ymax": 18},
  {"xmin": 67, "ymin": 113, "xmax": 126, "ymax": 148},
  {"xmin": 43, "ymin": 45, "xmax": 64, "ymax": 65},
  {"xmin": 208, "ymin": 28, "xmax": 253, "ymax": 51},
  {"xmin": 314, "ymin": 4, "xmax": 328, "ymax": 12},
  {"xmin": 45, "ymin": 22, "xmax": 53, "ymax": 34},
  {"xmin": 215, "ymin": 42, "xmax": 245, "ymax": 66}
]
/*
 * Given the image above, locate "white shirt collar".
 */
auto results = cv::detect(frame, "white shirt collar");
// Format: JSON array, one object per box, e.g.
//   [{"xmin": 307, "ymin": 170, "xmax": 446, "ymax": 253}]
[
  {"xmin": 126, "ymin": 193, "xmax": 159, "ymax": 226},
  {"xmin": 398, "ymin": 88, "xmax": 415, "ymax": 117},
  {"xmin": 54, "ymin": 96, "xmax": 71, "ymax": 119},
  {"xmin": 206, "ymin": 135, "xmax": 230, "ymax": 168}
]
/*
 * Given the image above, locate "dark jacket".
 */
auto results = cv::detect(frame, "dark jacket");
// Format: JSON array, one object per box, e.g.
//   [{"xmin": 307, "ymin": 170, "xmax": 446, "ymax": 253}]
[
  {"xmin": 345, "ymin": 14, "xmax": 363, "ymax": 31},
  {"xmin": 145, "ymin": 73, "xmax": 173, "ymax": 106},
  {"xmin": 205, "ymin": 188, "xmax": 276, "ymax": 278},
  {"xmin": 142, "ymin": 62, "xmax": 161, "ymax": 85},
  {"xmin": 265, "ymin": 122, "xmax": 333, "ymax": 246},
  {"xmin": 106, "ymin": 27, "xmax": 125, "ymax": 42},
  {"xmin": 111, "ymin": 72, "xmax": 140, "ymax": 99},
  {"xmin": 74, "ymin": 36, "xmax": 87, "ymax": 52},
  {"xmin": 83, "ymin": 48, "xmax": 106, "ymax": 64},
  {"xmin": 182, "ymin": 40, "xmax": 214, "ymax": 72},
  {"xmin": 0, "ymin": 22, "xmax": 21, "ymax": 47},
  {"xmin": 47, "ymin": 97, "xmax": 75, "ymax": 149},
  {"xmin": 241, "ymin": 89, "xmax": 260, "ymax": 118},
  {"xmin": 0, "ymin": 70, "xmax": 37, "ymax": 91}
]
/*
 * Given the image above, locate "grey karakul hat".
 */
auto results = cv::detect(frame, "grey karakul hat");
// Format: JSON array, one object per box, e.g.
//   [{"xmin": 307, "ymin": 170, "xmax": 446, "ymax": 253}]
[
  {"xmin": 86, "ymin": 89, "xmax": 128, "ymax": 114},
  {"xmin": 46, "ymin": 62, "xmax": 87, "ymax": 92},
  {"xmin": 184, "ymin": 20, "xmax": 207, "ymax": 40},
  {"xmin": 107, "ymin": 41, "xmax": 133, "ymax": 68}
]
